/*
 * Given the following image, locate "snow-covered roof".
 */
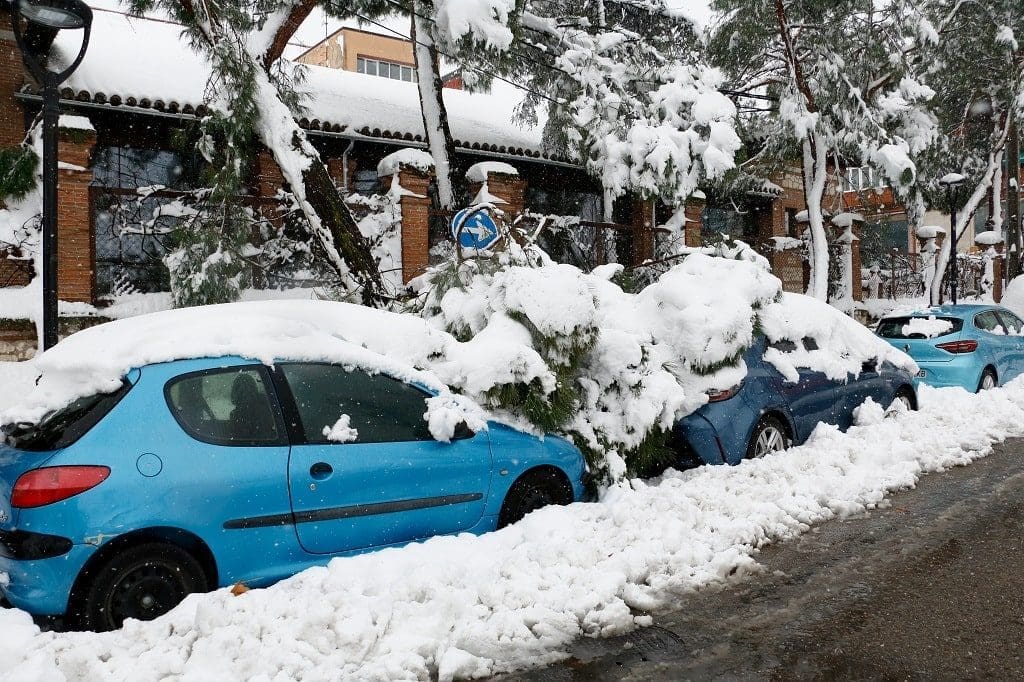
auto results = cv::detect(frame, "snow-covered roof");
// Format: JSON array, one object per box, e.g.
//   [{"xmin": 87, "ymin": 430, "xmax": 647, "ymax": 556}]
[{"xmin": 42, "ymin": 11, "xmax": 561, "ymax": 162}]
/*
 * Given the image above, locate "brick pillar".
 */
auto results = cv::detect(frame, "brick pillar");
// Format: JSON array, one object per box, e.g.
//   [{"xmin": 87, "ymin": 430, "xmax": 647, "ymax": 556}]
[
  {"xmin": 56, "ymin": 121, "xmax": 96, "ymax": 303},
  {"xmin": 631, "ymin": 196, "xmax": 655, "ymax": 266},
  {"xmin": 0, "ymin": 14, "xmax": 27, "ymax": 149},
  {"xmin": 396, "ymin": 166, "xmax": 432, "ymax": 283},
  {"xmin": 468, "ymin": 170, "xmax": 525, "ymax": 218},
  {"xmin": 683, "ymin": 197, "xmax": 704, "ymax": 247},
  {"xmin": 254, "ymin": 150, "xmax": 285, "ymax": 217},
  {"xmin": 759, "ymin": 199, "xmax": 804, "ymax": 293}
]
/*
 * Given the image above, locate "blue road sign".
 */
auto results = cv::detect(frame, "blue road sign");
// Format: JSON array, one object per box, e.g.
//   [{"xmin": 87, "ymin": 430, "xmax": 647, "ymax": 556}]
[{"xmin": 451, "ymin": 208, "xmax": 500, "ymax": 250}]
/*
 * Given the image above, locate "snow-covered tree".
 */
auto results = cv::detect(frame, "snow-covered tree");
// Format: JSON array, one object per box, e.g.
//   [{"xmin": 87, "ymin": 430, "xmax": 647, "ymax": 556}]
[
  {"xmin": 518, "ymin": 0, "xmax": 741, "ymax": 224},
  {"xmin": 708, "ymin": 0, "xmax": 937, "ymax": 300},
  {"xmin": 913, "ymin": 0, "xmax": 1023, "ymax": 304},
  {"xmin": 129, "ymin": 0, "xmax": 385, "ymax": 306}
]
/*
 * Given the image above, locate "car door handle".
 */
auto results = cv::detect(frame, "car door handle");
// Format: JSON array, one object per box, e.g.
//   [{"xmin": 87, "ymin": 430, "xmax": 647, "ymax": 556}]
[{"xmin": 310, "ymin": 462, "xmax": 333, "ymax": 480}]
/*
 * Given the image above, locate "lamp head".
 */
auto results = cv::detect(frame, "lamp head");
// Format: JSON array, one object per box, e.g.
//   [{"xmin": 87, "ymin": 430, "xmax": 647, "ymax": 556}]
[{"xmin": 16, "ymin": 0, "xmax": 91, "ymax": 30}]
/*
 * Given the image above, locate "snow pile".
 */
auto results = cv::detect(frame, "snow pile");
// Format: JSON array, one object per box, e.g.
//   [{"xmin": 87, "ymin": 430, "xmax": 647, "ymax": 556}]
[
  {"xmin": 900, "ymin": 316, "xmax": 953, "ymax": 339},
  {"xmin": 2, "ymin": 379, "xmax": 1024, "ymax": 679},
  {"xmin": 465, "ymin": 161, "xmax": 519, "ymax": 182},
  {"xmin": 322, "ymin": 415, "xmax": 359, "ymax": 443},
  {"xmin": 1002, "ymin": 275, "xmax": 1024, "ymax": 318},
  {"xmin": 377, "ymin": 149, "xmax": 435, "ymax": 177},
  {"xmin": 974, "ymin": 230, "xmax": 1003, "ymax": 246},
  {"xmin": 759, "ymin": 294, "xmax": 917, "ymax": 383},
  {"xmin": 0, "ymin": 301, "xmax": 456, "ymax": 425}
]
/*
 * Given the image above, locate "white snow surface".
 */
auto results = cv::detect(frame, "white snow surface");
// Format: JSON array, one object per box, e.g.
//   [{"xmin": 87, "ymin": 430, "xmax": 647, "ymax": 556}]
[
  {"xmin": 322, "ymin": 414, "xmax": 359, "ymax": 443},
  {"xmin": 916, "ymin": 225, "xmax": 945, "ymax": 239},
  {"xmin": 2, "ymin": 369, "xmax": 1024, "ymax": 679},
  {"xmin": 53, "ymin": 12, "xmax": 545, "ymax": 154},
  {"xmin": 465, "ymin": 161, "xmax": 519, "ymax": 182},
  {"xmin": 974, "ymin": 230, "xmax": 1003, "ymax": 246},
  {"xmin": 900, "ymin": 316, "xmax": 953, "ymax": 339},
  {"xmin": 1002, "ymin": 276, "xmax": 1024, "ymax": 318},
  {"xmin": 377, "ymin": 149, "xmax": 435, "ymax": 177}
]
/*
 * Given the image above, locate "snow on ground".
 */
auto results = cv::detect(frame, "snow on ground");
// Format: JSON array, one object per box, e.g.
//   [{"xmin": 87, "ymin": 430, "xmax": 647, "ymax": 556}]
[{"xmin": 2, "ymin": 355, "xmax": 1024, "ymax": 680}]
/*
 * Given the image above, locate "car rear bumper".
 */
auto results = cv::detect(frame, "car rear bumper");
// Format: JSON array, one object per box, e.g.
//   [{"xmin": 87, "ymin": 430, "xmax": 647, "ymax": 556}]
[
  {"xmin": 673, "ymin": 412, "xmax": 727, "ymax": 466},
  {"xmin": 913, "ymin": 356, "xmax": 982, "ymax": 391},
  {"xmin": 0, "ymin": 540, "xmax": 94, "ymax": 616}
]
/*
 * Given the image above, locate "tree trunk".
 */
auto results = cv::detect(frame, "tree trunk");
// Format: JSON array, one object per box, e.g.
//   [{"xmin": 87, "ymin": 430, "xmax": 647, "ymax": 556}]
[
  {"xmin": 1008, "ymin": 115, "xmax": 1021, "ymax": 279},
  {"xmin": 252, "ymin": 71, "xmax": 384, "ymax": 305},
  {"xmin": 411, "ymin": 7, "xmax": 459, "ymax": 210},
  {"xmin": 930, "ymin": 116, "xmax": 1013, "ymax": 304},
  {"xmin": 802, "ymin": 134, "xmax": 830, "ymax": 300}
]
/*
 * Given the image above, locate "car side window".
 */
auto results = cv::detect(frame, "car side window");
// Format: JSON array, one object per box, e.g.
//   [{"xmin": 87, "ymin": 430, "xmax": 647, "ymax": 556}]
[
  {"xmin": 279, "ymin": 363, "xmax": 433, "ymax": 444},
  {"xmin": 165, "ymin": 366, "xmax": 283, "ymax": 446},
  {"xmin": 975, "ymin": 311, "xmax": 1004, "ymax": 334},
  {"xmin": 768, "ymin": 339, "xmax": 798, "ymax": 353},
  {"xmin": 996, "ymin": 310, "xmax": 1024, "ymax": 335}
]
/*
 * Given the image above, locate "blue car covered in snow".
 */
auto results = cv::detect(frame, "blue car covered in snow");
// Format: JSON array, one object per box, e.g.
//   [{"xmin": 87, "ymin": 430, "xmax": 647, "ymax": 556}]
[
  {"xmin": 672, "ymin": 336, "xmax": 917, "ymax": 466},
  {"xmin": 0, "ymin": 351, "xmax": 585, "ymax": 631},
  {"xmin": 876, "ymin": 304, "xmax": 1024, "ymax": 392}
]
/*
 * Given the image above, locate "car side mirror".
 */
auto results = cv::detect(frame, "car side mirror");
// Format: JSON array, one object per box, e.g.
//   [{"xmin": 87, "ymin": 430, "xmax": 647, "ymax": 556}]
[{"xmin": 451, "ymin": 421, "xmax": 475, "ymax": 441}]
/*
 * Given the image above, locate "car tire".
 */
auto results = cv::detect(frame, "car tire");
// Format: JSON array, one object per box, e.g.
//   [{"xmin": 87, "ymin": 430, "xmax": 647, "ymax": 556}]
[
  {"xmin": 887, "ymin": 386, "xmax": 916, "ymax": 414},
  {"xmin": 497, "ymin": 469, "xmax": 568, "ymax": 529},
  {"xmin": 78, "ymin": 542, "xmax": 207, "ymax": 632},
  {"xmin": 745, "ymin": 414, "xmax": 790, "ymax": 460},
  {"xmin": 978, "ymin": 368, "xmax": 997, "ymax": 392}
]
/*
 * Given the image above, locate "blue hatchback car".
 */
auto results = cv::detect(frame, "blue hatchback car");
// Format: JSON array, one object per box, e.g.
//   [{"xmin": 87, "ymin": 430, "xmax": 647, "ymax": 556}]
[
  {"xmin": 672, "ymin": 336, "xmax": 917, "ymax": 465},
  {"xmin": 876, "ymin": 304, "xmax": 1024, "ymax": 392},
  {"xmin": 0, "ymin": 355, "xmax": 586, "ymax": 631}
]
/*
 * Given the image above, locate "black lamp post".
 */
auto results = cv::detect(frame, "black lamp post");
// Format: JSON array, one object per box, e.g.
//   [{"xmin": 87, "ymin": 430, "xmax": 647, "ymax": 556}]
[
  {"xmin": 9, "ymin": 0, "xmax": 92, "ymax": 350},
  {"xmin": 939, "ymin": 174, "xmax": 966, "ymax": 305}
]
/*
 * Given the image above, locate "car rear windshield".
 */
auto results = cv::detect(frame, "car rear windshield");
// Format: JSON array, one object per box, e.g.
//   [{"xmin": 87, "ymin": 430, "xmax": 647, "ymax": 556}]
[
  {"xmin": 876, "ymin": 316, "xmax": 963, "ymax": 339},
  {"xmin": 1, "ymin": 382, "xmax": 131, "ymax": 451}
]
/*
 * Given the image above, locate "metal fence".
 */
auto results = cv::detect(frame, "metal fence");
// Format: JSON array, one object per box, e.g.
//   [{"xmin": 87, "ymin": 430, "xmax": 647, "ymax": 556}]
[{"xmin": 866, "ymin": 249, "xmax": 988, "ymax": 301}]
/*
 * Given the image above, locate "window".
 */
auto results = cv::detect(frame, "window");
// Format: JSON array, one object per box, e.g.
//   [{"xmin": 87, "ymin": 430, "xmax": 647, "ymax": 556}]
[
  {"xmin": 92, "ymin": 146, "xmax": 203, "ymax": 297},
  {"xmin": 165, "ymin": 367, "xmax": 283, "ymax": 446},
  {"xmin": 996, "ymin": 310, "xmax": 1024, "ymax": 335},
  {"xmin": 353, "ymin": 169, "xmax": 380, "ymax": 196},
  {"xmin": 843, "ymin": 166, "xmax": 887, "ymax": 192},
  {"xmin": 356, "ymin": 56, "xmax": 416, "ymax": 82},
  {"xmin": 974, "ymin": 311, "xmax": 1005, "ymax": 334},
  {"xmin": 279, "ymin": 364, "xmax": 433, "ymax": 444},
  {"xmin": 3, "ymin": 382, "xmax": 132, "ymax": 451},
  {"xmin": 877, "ymin": 316, "xmax": 963, "ymax": 339}
]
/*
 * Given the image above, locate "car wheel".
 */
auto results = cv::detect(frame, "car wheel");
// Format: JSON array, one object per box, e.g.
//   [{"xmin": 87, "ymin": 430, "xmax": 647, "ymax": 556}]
[
  {"xmin": 978, "ymin": 368, "xmax": 997, "ymax": 392},
  {"xmin": 79, "ymin": 542, "xmax": 207, "ymax": 632},
  {"xmin": 745, "ymin": 415, "xmax": 790, "ymax": 460},
  {"xmin": 497, "ymin": 469, "xmax": 568, "ymax": 529},
  {"xmin": 887, "ymin": 387, "xmax": 916, "ymax": 415}
]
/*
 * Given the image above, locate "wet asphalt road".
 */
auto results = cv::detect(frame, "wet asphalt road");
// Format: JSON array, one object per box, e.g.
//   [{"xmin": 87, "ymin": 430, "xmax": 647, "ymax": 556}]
[{"xmin": 506, "ymin": 438, "xmax": 1024, "ymax": 681}]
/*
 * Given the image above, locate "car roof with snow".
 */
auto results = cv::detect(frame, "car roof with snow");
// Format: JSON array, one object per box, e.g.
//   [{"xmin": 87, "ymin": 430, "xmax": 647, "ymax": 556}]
[
  {"xmin": 886, "ymin": 304, "xmax": 998, "ymax": 318},
  {"xmin": 3, "ymin": 300, "xmax": 457, "ymax": 425}
]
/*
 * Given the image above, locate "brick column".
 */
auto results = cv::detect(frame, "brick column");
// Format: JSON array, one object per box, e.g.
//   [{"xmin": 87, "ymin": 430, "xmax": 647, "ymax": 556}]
[
  {"xmin": 468, "ymin": 169, "xmax": 526, "ymax": 217},
  {"xmin": 0, "ymin": 14, "xmax": 27, "ymax": 149},
  {"xmin": 395, "ymin": 166, "xmax": 432, "ymax": 283},
  {"xmin": 56, "ymin": 121, "xmax": 96, "ymax": 303},
  {"xmin": 254, "ymin": 151, "xmax": 285, "ymax": 226},
  {"xmin": 850, "ymin": 222, "xmax": 863, "ymax": 302},
  {"xmin": 759, "ymin": 199, "xmax": 803, "ymax": 293},
  {"xmin": 683, "ymin": 197, "xmax": 704, "ymax": 247}
]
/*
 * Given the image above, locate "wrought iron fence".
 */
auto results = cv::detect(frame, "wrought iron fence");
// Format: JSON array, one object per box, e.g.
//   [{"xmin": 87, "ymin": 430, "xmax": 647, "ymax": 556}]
[{"xmin": 865, "ymin": 249, "xmax": 988, "ymax": 301}]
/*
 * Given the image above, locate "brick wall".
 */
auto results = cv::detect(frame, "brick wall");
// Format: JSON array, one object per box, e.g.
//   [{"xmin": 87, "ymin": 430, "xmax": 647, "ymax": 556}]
[
  {"xmin": 683, "ymin": 198, "xmax": 704, "ymax": 247},
  {"xmin": 56, "ymin": 124, "xmax": 96, "ymax": 302},
  {"xmin": 397, "ymin": 166, "xmax": 431, "ymax": 283},
  {"xmin": 0, "ymin": 14, "xmax": 26, "ymax": 150},
  {"xmin": 630, "ymin": 197, "xmax": 655, "ymax": 266},
  {"xmin": 0, "ymin": 248, "xmax": 32, "ymax": 286}
]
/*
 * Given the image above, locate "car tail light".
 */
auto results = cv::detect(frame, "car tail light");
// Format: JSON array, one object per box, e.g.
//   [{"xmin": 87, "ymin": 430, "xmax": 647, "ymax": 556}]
[
  {"xmin": 707, "ymin": 384, "xmax": 743, "ymax": 402},
  {"xmin": 935, "ymin": 340, "xmax": 978, "ymax": 354},
  {"xmin": 11, "ymin": 466, "xmax": 110, "ymax": 509}
]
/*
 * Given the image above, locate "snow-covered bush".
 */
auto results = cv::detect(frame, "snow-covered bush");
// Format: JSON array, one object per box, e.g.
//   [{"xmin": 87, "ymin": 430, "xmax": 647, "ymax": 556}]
[{"xmin": 414, "ymin": 242, "xmax": 781, "ymax": 478}]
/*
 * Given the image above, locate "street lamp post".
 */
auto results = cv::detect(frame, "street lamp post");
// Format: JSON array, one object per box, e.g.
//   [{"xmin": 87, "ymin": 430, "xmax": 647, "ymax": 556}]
[
  {"xmin": 8, "ymin": 0, "xmax": 92, "ymax": 350},
  {"xmin": 939, "ymin": 174, "xmax": 966, "ymax": 305}
]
